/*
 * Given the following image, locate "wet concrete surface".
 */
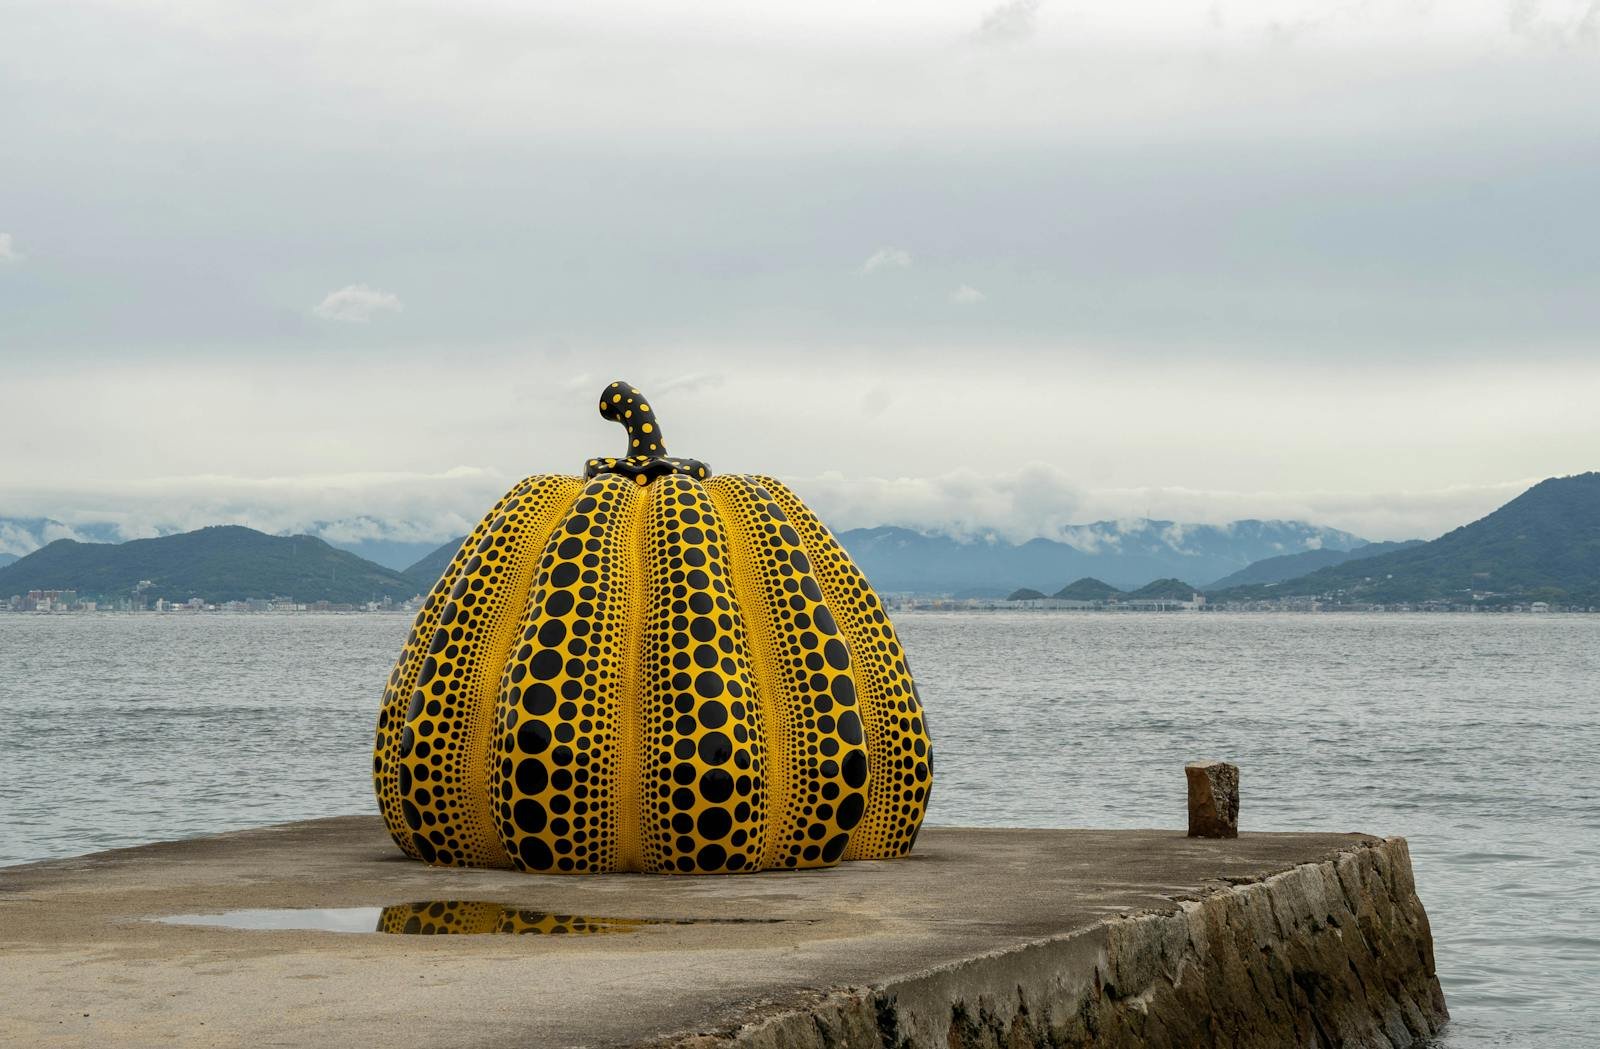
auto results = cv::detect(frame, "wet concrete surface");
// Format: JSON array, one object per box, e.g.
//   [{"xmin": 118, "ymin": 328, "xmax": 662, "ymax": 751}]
[{"xmin": 0, "ymin": 816, "xmax": 1384, "ymax": 1048}]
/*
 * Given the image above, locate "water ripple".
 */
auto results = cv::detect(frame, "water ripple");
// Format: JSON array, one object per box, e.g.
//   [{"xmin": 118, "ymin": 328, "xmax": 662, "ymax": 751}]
[{"xmin": 2, "ymin": 610, "xmax": 1596, "ymax": 1047}]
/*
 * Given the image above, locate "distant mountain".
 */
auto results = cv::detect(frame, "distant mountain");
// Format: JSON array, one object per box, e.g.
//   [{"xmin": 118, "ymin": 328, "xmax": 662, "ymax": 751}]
[
  {"xmin": 0, "ymin": 525, "xmax": 421, "ymax": 604},
  {"xmin": 405, "ymin": 536, "xmax": 467, "ymax": 588},
  {"xmin": 0, "ymin": 553, "xmax": 16, "ymax": 568},
  {"xmin": 1006, "ymin": 587, "xmax": 1049, "ymax": 601},
  {"xmin": 1127, "ymin": 577, "xmax": 1202, "ymax": 599},
  {"xmin": 835, "ymin": 520, "xmax": 1364, "ymax": 594},
  {"xmin": 322, "ymin": 537, "xmax": 452, "ymax": 572},
  {"xmin": 1053, "ymin": 577, "xmax": 1122, "ymax": 600},
  {"xmin": 1204, "ymin": 540, "xmax": 1425, "ymax": 589},
  {"xmin": 1211, "ymin": 474, "xmax": 1600, "ymax": 606},
  {"xmin": 1, "ymin": 515, "xmax": 453, "ymax": 574},
  {"xmin": 0, "ymin": 511, "xmax": 1372, "ymax": 601}
]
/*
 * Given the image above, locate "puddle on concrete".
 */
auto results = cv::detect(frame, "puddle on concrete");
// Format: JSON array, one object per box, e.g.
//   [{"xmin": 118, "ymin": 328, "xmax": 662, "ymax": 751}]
[{"xmin": 154, "ymin": 901, "xmax": 766, "ymax": 936}]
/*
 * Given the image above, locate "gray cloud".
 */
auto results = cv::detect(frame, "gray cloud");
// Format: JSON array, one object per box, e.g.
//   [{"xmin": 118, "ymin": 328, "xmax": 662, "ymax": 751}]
[
  {"xmin": 1, "ymin": 1, "xmax": 1597, "ymax": 545},
  {"xmin": 0, "ymin": 233, "xmax": 21, "ymax": 264},
  {"xmin": 973, "ymin": 0, "xmax": 1042, "ymax": 44},
  {"xmin": 653, "ymin": 371, "xmax": 727, "ymax": 396},
  {"xmin": 4, "ymin": 1, "xmax": 1599, "ymax": 359},
  {"xmin": 1508, "ymin": 0, "xmax": 1600, "ymax": 47}
]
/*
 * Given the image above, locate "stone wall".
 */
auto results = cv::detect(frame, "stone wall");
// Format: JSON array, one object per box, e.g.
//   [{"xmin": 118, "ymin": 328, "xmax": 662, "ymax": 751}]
[{"xmin": 668, "ymin": 837, "xmax": 1448, "ymax": 1049}]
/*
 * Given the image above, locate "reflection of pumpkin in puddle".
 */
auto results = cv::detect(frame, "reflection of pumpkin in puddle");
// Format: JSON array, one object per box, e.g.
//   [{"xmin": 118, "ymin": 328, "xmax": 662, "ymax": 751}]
[
  {"xmin": 377, "ymin": 901, "xmax": 654, "ymax": 936},
  {"xmin": 372, "ymin": 380, "xmax": 933, "ymax": 876}
]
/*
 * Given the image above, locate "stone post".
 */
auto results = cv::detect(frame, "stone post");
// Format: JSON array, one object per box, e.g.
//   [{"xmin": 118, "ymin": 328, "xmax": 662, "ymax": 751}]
[{"xmin": 1186, "ymin": 761, "xmax": 1239, "ymax": 838}]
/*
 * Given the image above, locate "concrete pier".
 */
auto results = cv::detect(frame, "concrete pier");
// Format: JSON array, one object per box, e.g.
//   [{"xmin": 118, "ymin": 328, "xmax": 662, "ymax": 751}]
[{"xmin": 0, "ymin": 818, "xmax": 1447, "ymax": 1048}]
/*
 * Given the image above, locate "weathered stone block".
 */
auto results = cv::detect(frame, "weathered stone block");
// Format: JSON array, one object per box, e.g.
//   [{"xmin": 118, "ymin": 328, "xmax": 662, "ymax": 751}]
[{"xmin": 1187, "ymin": 760, "xmax": 1240, "ymax": 838}]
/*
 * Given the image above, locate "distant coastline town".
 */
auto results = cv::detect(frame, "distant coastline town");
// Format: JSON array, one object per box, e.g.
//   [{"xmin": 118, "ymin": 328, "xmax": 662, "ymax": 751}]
[
  {"xmin": 884, "ymin": 593, "xmax": 1575, "ymax": 614},
  {"xmin": 5, "ymin": 586, "xmax": 1581, "ymax": 617},
  {"xmin": 4, "ymin": 588, "xmax": 423, "ymax": 616}
]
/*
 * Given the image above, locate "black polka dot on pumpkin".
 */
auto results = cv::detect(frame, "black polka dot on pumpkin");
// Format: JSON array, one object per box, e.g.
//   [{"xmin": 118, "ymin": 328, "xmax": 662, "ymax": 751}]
[
  {"xmin": 831, "ymin": 675, "xmax": 856, "ymax": 706},
  {"xmin": 513, "ymin": 798, "xmax": 547, "ymax": 834},
  {"xmin": 515, "ymin": 759, "xmax": 548, "ymax": 796},
  {"xmin": 530, "ymin": 649, "xmax": 563, "ymax": 680},
  {"xmin": 696, "ymin": 807, "xmax": 732, "ymax": 840},
  {"xmin": 519, "ymin": 835, "xmax": 554, "ymax": 869},
  {"xmin": 700, "ymin": 768, "xmax": 734, "ymax": 803},
  {"xmin": 522, "ymin": 683, "xmax": 557, "ymax": 716},
  {"xmin": 698, "ymin": 732, "xmax": 732, "ymax": 765},
  {"xmin": 837, "ymin": 710, "xmax": 864, "ymax": 745},
  {"xmin": 517, "ymin": 720, "xmax": 551, "ymax": 755}
]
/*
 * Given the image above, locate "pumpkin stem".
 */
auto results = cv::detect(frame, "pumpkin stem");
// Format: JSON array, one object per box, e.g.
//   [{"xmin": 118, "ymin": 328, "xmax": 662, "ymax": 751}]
[
  {"xmin": 585, "ymin": 381, "xmax": 711, "ymax": 483},
  {"xmin": 597, "ymin": 381, "xmax": 667, "ymax": 458}
]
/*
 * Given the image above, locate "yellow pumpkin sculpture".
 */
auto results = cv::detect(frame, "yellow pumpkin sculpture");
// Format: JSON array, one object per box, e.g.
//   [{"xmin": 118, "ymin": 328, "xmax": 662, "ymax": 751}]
[{"xmin": 372, "ymin": 381, "xmax": 931, "ymax": 874}]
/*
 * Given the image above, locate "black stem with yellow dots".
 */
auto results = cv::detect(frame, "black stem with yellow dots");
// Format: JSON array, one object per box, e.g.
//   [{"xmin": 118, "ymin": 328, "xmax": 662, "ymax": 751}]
[{"xmin": 584, "ymin": 380, "xmax": 710, "ymax": 484}]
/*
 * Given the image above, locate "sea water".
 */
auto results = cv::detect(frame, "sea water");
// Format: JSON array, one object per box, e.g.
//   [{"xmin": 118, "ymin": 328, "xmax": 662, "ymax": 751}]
[{"xmin": 2, "ymin": 612, "xmax": 1596, "ymax": 1046}]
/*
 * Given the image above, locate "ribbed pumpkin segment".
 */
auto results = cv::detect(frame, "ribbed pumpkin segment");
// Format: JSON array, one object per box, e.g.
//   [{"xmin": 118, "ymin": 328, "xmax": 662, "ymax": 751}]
[
  {"xmin": 490, "ymin": 476, "xmax": 643, "ymax": 874},
  {"xmin": 374, "ymin": 476, "xmax": 539, "ymax": 859},
  {"xmin": 707, "ymin": 476, "xmax": 870, "ymax": 869},
  {"xmin": 392, "ymin": 476, "xmax": 583, "ymax": 868},
  {"xmin": 759, "ymin": 478, "xmax": 932, "ymax": 860},
  {"xmin": 638, "ymin": 475, "xmax": 770, "ymax": 873}
]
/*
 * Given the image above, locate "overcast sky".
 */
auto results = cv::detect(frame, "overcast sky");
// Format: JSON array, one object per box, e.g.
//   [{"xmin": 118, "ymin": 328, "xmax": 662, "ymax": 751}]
[{"xmin": 3, "ymin": 0, "xmax": 1598, "ymax": 549}]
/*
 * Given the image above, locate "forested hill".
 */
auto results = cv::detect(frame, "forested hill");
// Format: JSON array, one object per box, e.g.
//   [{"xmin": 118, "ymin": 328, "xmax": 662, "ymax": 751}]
[
  {"xmin": 1053, "ymin": 577, "xmax": 1122, "ymax": 600},
  {"xmin": 404, "ymin": 536, "xmax": 466, "ymax": 588},
  {"xmin": 1211, "ymin": 474, "xmax": 1600, "ymax": 606},
  {"xmin": 0, "ymin": 526, "xmax": 421, "ymax": 604},
  {"xmin": 1205, "ymin": 540, "xmax": 1424, "ymax": 589}
]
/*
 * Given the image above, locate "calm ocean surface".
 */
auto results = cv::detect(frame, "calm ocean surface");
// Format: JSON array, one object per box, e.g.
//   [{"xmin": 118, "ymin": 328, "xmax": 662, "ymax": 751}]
[{"xmin": 3, "ymin": 612, "xmax": 1596, "ymax": 1046}]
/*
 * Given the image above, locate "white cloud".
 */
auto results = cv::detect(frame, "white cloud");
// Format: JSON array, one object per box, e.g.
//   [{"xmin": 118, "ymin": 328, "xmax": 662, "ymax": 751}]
[
  {"xmin": 312, "ymin": 283, "xmax": 403, "ymax": 323},
  {"xmin": 0, "ymin": 467, "xmax": 508, "ymax": 554},
  {"xmin": 951, "ymin": 284, "xmax": 986, "ymax": 304},
  {"xmin": 0, "ymin": 233, "xmax": 22, "ymax": 264},
  {"xmin": 858, "ymin": 247, "xmax": 912, "ymax": 275},
  {"xmin": 0, "ymin": 450, "xmax": 1547, "ymax": 564},
  {"xmin": 784, "ymin": 467, "xmax": 1532, "ymax": 545},
  {"xmin": 1059, "ymin": 524, "xmax": 1119, "ymax": 554}
]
